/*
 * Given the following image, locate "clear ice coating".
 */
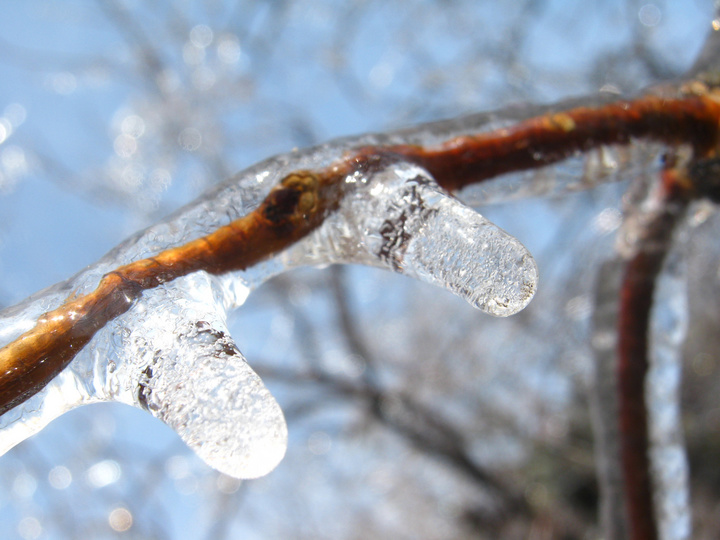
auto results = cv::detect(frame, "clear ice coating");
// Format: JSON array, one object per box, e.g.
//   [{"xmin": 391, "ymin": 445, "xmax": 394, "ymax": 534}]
[
  {"xmin": 284, "ymin": 162, "xmax": 537, "ymax": 316},
  {"xmin": 648, "ymin": 249, "xmax": 691, "ymax": 540},
  {"xmin": 0, "ymin": 128, "xmax": 539, "ymax": 478}
]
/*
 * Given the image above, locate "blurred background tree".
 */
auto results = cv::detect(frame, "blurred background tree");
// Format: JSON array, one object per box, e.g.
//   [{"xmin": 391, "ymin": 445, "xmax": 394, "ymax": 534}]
[{"xmin": 0, "ymin": 1, "xmax": 716, "ymax": 538}]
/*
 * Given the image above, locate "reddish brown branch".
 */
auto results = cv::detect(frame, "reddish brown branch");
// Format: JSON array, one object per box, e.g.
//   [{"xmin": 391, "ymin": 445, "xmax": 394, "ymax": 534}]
[
  {"xmin": 0, "ymin": 89, "xmax": 719, "ymax": 416},
  {"xmin": 616, "ymin": 165, "xmax": 690, "ymax": 540},
  {"xmin": 617, "ymin": 254, "xmax": 662, "ymax": 540},
  {"xmin": 386, "ymin": 92, "xmax": 720, "ymax": 191}
]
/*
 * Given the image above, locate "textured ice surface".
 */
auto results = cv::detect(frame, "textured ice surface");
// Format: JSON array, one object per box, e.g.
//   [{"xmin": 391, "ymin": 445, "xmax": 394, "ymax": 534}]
[
  {"xmin": 0, "ymin": 114, "xmax": 550, "ymax": 477},
  {"xmin": 648, "ymin": 250, "xmax": 691, "ymax": 540},
  {"xmin": 107, "ymin": 273, "xmax": 287, "ymax": 479},
  {"xmin": 286, "ymin": 162, "xmax": 537, "ymax": 316}
]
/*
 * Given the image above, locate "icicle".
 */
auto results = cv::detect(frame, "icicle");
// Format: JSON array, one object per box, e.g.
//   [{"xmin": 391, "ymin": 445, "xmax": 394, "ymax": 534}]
[
  {"xmin": 0, "ymin": 272, "xmax": 287, "ymax": 479},
  {"xmin": 111, "ymin": 272, "xmax": 287, "ymax": 480},
  {"xmin": 284, "ymin": 162, "xmax": 537, "ymax": 316}
]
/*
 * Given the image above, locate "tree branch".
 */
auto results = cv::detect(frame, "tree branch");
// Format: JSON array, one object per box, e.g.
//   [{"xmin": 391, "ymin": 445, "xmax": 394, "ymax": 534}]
[
  {"xmin": 616, "ymin": 160, "xmax": 691, "ymax": 540},
  {"xmin": 0, "ymin": 84, "xmax": 719, "ymax": 422}
]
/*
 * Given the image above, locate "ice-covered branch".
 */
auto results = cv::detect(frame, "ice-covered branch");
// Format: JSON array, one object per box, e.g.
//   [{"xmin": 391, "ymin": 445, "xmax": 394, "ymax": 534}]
[
  {"xmin": 586, "ymin": 21, "xmax": 720, "ymax": 540},
  {"xmin": 614, "ymin": 163, "xmax": 690, "ymax": 540},
  {"xmin": 591, "ymin": 154, "xmax": 699, "ymax": 540},
  {"xmin": 1, "ymin": 84, "xmax": 720, "ymax": 479}
]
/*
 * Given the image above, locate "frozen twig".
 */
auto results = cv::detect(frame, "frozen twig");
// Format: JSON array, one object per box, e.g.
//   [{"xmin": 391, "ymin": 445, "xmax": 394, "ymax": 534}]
[{"xmin": 1, "ymin": 82, "xmax": 720, "ymax": 479}]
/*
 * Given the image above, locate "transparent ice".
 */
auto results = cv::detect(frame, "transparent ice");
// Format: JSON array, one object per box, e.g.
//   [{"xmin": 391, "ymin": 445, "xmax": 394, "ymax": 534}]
[{"xmin": 0, "ymin": 132, "xmax": 539, "ymax": 478}]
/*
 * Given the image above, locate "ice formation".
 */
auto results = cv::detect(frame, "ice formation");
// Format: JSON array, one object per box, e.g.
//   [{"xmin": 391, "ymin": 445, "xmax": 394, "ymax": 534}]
[{"xmin": 0, "ymin": 134, "xmax": 538, "ymax": 478}]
